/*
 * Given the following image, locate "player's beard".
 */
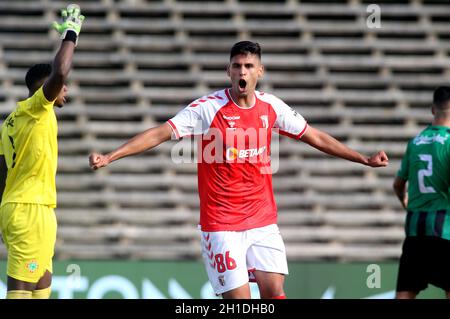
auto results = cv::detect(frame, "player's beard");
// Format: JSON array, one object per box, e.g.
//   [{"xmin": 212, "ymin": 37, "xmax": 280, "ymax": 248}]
[{"xmin": 55, "ymin": 96, "xmax": 67, "ymax": 108}]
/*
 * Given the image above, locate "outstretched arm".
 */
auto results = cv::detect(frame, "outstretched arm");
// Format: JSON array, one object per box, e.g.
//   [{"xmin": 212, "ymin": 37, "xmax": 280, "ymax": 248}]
[
  {"xmin": 43, "ymin": 4, "xmax": 84, "ymax": 101},
  {"xmin": 299, "ymin": 125, "xmax": 389, "ymax": 167},
  {"xmin": 393, "ymin": 176, "xmax": 408, "ymax": 209},
  {"xmin": 42, "ymin": 40, "xmax": 75, "ymax": 101},
  {"xmin": 89, "ymin": 123, "xmax": 173, "ymax": 170}
]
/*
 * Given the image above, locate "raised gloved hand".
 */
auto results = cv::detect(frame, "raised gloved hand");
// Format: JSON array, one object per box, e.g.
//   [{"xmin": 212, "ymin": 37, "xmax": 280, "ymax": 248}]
[{"xmin": 52, "ymin": 4, "xmax": 85, "ymax": 45}]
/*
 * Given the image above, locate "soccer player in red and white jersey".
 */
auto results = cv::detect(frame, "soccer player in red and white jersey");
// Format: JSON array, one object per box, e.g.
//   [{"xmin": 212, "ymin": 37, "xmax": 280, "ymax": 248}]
[{"xmin": 89, "ymin": 41, "xmax": 388, "ymax": 299}]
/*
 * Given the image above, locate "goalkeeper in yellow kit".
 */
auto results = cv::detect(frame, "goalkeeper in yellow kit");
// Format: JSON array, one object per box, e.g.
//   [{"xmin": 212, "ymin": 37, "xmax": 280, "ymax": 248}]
[{"xmin": 0, "ymin": 4, "xmax": 84, "ymax": 299}]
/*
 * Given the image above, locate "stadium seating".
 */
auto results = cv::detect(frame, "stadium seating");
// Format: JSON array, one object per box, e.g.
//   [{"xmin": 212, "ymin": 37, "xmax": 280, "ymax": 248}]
[{"xmin": 1, "ymin": 0, "xmax": 450, "ymax": 261}]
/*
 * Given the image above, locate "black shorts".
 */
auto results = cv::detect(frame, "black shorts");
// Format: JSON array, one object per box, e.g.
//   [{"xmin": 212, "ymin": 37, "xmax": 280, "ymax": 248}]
[{"xmin": 396, "ymin": 236, "xmax": 450, "ymax": 292}]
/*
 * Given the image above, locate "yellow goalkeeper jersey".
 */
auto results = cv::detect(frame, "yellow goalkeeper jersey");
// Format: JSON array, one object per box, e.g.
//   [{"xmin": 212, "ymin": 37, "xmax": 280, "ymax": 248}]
[{"xmin": 0, "ymin": 86, "xmax": 58, "ymax": 207}]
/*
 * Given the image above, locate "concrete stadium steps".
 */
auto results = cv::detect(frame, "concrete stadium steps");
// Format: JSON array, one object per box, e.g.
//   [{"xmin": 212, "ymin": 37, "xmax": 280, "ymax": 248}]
[
  {"xmin": 56, "ymin": 208, "xmax": 198, "ymax": 226},
  {"xmin": 278, "ymin": 210, "xmax": 404, "ymax": 227},
  {"xmin": 55, "ymin": 173, "xmax": 397, "ymax": 193},
  {"xmin": 55, "ymin": 208, "xmax": 403, "ymax": 228},
  {"xmin": 52, "ymin": 189, "xmax": 397, "ymax": 210},
  {"xmin": 285, "ymin": 243, "xmax": 401, "ymax": 261},
  {"xmin": 57, "ymin": 225, "xmax": 199, "ymax": 244},
  {"xmin": 55, "ymin": 243, "xmax": 200, "ymax": 260}
]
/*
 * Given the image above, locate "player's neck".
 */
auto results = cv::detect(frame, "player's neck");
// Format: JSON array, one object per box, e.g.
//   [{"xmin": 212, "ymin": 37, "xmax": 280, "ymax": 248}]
[
  {"xmin": 229, "ymin": 88, "xmax": 256, "ymax": 109},
  {"xmin": 432, "ymin": 118, "xmax": 450, "ymax": 128}
]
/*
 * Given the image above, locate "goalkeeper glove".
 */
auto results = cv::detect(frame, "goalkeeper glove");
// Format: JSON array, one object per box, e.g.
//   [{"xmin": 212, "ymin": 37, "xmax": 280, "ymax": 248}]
[{"xmin": 52, "ymin": 4, "xmax": 85, "ymax": 46}]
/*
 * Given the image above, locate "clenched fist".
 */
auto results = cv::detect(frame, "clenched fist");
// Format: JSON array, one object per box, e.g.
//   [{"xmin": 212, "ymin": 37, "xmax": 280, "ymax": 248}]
[
  {"xmin": 366, "ymin": 150, "xmax": 389, "ymax": 167},
  {"xmin": 89, "ymin": 152, "xmax": 110, "ymax": 170}
]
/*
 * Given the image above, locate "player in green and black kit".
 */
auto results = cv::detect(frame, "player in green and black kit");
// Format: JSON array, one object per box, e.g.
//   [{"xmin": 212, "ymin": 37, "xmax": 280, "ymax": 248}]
[{"xmin": 393, "ymin": 86, "xmax": 450, "ymax": 299}]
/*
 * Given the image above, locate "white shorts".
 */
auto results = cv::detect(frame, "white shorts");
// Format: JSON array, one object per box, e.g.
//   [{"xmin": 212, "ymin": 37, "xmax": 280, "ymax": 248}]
[{"xmin": 200, "ymin": 224, "xmax": 288, "ymax": 295}]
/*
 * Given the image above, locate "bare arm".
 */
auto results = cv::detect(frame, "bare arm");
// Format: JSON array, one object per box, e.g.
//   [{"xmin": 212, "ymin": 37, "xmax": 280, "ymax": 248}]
[
  {"xmin": 0, "ymin": 156, "xmax": 7, "ymax": 201},
  {"xmin": 43, "ymin": 39, "xmax": 75, "ymax": 101},
  {"xmin": 299, "ymin": 125, "xmax": 389, "ymax": 167},
  {"xmin": 89, "ymin": 123, "xmax": 173, "ymax": 170},
  {"xmin": 393, "ymin": 176, "xmax": 408, "ymax": 209},
  {"xmin": 43, "ymin": 5, "xmax": 84, "ymax": 100}
]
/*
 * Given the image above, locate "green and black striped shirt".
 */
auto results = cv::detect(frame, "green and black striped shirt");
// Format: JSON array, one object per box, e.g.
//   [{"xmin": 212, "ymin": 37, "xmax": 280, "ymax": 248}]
[{"xmin": 397, "ymin": 126, "xmax": 450, "ymax": 240}]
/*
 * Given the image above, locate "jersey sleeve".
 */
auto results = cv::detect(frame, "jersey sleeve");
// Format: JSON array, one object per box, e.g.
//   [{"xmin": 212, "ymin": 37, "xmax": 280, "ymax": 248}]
[
  {"xmin": 397, "ymin": 143, "xmax": 410, "ymax": 180},
  {"xmin": 26, "ymin": 86, "xmax": 56, "ymax": 115},
  {"xmin": 167, "ymin": 104, "xmax": 203, "ymax": 139},
  {"xmin": 271, "ymin": 95, "xmax": 308, "ymax": 139}
]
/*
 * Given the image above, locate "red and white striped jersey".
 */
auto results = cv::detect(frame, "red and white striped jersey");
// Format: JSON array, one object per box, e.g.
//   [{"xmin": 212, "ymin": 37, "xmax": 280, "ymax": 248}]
[{"xmin": 167, "ymin": 89, "xmax": 308, "ymax": 231}]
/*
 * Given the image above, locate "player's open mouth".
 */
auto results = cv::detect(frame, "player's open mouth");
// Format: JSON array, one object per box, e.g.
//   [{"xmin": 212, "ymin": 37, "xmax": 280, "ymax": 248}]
[{"xmin": 238, "ymin": 79, "xmax": 247, "ymax": 92}]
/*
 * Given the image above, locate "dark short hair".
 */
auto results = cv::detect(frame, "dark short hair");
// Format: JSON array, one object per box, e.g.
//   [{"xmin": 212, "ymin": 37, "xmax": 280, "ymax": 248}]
[
  {"xmin": 230, "ymin": 41, "xmax": 261, "ymax": 60},
  {"xmin": 433, "ymin": 86, "xmax": 450, "ymax": 109},
  {"xmin": 25, "ymin": 63, "xmax": 52, "ymax": 91}
]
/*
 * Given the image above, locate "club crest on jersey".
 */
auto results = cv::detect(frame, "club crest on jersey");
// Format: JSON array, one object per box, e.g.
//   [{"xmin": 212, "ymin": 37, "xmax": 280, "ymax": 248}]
[
  {"xmin": 26, "ymin": 260, "xmax": 39, "ymax": 273},
  {"xmin": 6, "ymin": 116, "xmax": 15, "ymax": 128},
  {"xmin": 218, "ymin": 275, "xmax": 225, "ymax": 286},
  {"xmin": 260, "ymin": 115, "xmax": 268, "ymax": 129}
]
